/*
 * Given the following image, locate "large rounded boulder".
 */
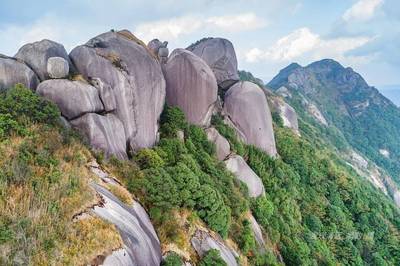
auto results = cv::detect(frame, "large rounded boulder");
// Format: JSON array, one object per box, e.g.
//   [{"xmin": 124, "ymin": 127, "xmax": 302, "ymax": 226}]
[
  {"xmin": 70, "ymin": 113, "xmax": 127, "ymax": 159},
  {"xmin": 224, "ymin": 81, "xmax": 277, "ymax": 157},
  {"xmin": 69, "ymin": 30, "xmax": 166, "ymax": 152},
  {"xmin": 36, "ymin": 79, "xmax": 104, "ymax": 120},
  {"xmin": 15, "ymin": 39, "xmax": 73, "ymax": 81},
  {"xmin": 187, "ymin": 38, "xmax": 239, "ymax": 89},
  {"xmin": 0, "ymin": 55, "xmax": 39, "ymax": 90},
  {"xmin": 164, "ymin": 48, "xmax": 217, "ymax": 126}
]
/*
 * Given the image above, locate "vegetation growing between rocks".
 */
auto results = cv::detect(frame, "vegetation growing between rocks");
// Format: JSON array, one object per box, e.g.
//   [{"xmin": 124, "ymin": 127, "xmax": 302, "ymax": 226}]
[
  {"xmin": 215, "ymin": 108, "xmax": 400, "ymax": 265},
  {"xmin": 0, "ymin": 85, "xmax": 122, "ymax": 265}
]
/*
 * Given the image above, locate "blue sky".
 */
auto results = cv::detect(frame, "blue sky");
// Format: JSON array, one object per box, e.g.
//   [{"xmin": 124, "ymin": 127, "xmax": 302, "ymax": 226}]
[{"xmin": 0, "ymin": 0, "xmax": 398, "ymax": 89}]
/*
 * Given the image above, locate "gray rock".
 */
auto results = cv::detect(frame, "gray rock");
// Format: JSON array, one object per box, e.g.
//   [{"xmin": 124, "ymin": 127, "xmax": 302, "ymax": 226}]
[
  {"xmin": 224, "ymin": 81, "xmax": 277, "ymax": 157},
  {"xmin": 0, "ymin": 55, "xmax": 39, "ymax": 90},
  {"xmin": 15, "ymin": 39, "xmax": 73, "ymax": 81},
  {"xmin": 248, "ymin": 214, "xmax": 265, "ymax": 250},
  {"xmin": 147, "ymin": 39, "xmax": 163, "ymax": 56},
  {"xmin": 70, "ymin": 30, "xmax": 166, "ymax": 152},
  {"xmin": 224, "ymin": 155, "xmax": 265, "ymax": 198},
  {"xmin": 205, "ymin": 127, "xmax": 230, "ymax": 160},
  {"xmin": 89, "ymin": 77, "xmax": 117, "ymax": 112},
  {"xmin": 191, "ymin": 229, "xmax": 238, "ymax": 266},
  {"xmin": 70, "ymin": 113, "xmax": 127, "ymax": 159},
  {"xmin": 91, "ymin": 183, "xmax": 162, "ymax": 266},
  {"xmin": 36, "ymin": 79, "xmax": 104, "ymax": 120},
  {"xmin": 165, "ymin": 48, "xmax": 217, "ymax": 126},
  {"xmin": 187, "ymin": 38, "xmax": 239, "ymax": 89},
  {"xmin": 270, "ymin": 96, "xmax": 299, "ymax": 135},
  {"xmin": 47, "ymin": 57, "xmax": 69, "ymax": 79},
  {"xmin": 102, "ymin": 247, "xmax": 133, "ymax": 266}
]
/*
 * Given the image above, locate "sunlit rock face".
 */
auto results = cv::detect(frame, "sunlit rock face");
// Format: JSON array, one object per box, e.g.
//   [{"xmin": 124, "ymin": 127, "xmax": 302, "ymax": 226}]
[
  {"xmin": 70, "ymin": 30, "xmax": 166, "ymax": 153},
  {"xmin": 0, "ymin": 55, "xmax": 39, "ymax": 90},
  {"xmin": 224, "ymin": 81, "xmax": 277, "ymax": 156},
  {"xmin": 164, "ymin": 48, "xmax": 217, "ymax": 126}
]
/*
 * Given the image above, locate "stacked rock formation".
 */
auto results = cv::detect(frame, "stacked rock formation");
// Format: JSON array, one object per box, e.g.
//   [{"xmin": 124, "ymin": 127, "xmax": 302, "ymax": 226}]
[{"xmin": 0, "ymin": 31, "xmax": 281, "ymax": 265}]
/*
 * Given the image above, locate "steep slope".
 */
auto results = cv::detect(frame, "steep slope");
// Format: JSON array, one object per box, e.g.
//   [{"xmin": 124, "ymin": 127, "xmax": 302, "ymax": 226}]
[{"xmin": 268, "ymin": 59, "xmax": 400, "ymax": 188}]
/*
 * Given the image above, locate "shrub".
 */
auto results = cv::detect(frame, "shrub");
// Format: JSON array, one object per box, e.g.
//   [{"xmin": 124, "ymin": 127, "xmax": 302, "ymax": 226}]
[
  {"xmin": 199, "ymin": 249, "xmax": 227, "ymax": 266},
  {"xmin": 0, "ymin": 114, "xmax": 25, "ymax": 138},
  {"xmin": 159, "ymin": 106, "xmax": 187, "ymax": 138},
  {"xmin": 135, "ymin": 148, "xmax": 165, "ymax": 169},
  {"xmin": 196, "ymin": 185, "xmax": 231, "ymax": 238},
  {"xmin": 237, "ymin": 219, "xmax": 256, "ymax": 255},
  {"xmin": 162, "ymin": 252, "xmax": 183, "ymax": 266},
  {"xmin": 251, "ymin": 196, "xmax": 274, "ymax": 227},
  {"xmin": 0, "ymin": 84, "xmax": 59, "ymax": 126}
]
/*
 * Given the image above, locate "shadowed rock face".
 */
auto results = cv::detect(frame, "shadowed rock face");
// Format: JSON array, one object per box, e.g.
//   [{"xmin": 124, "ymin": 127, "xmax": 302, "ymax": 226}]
[
  {"xmin": 187, "ymin": 38, "xmax": 239, "ymax": 89},
  {"xmin": 224, "ymin": 81, "xmax": 277, "ymax": 156},
  {"xmin": 0, "ymin": 55, "xmax": 39, "ymax": 90},
  {"xmin": 15, "ymin": 39, "xmax": 73, "ymax": 81},
  {"xmin": 191, "ymin": 230, "xmax": 238, "ymax": 266},
  {"xmin": 70, "ymin": 113, "xmax": 127, "ymax": 159},
  {"xmin": 70, "ymin": 31, "xmax": 165, "ymax": 152},
  {"xmin": 91, "ymin": 183, "xmax": 162, "ymax": 266},
  {"xmin": 165, "ymin": 48, "xmax": 217, "ymax": 126},
  {"xmin": 37, "ymin": 79, "xmax": 103, "ymax": 120},
  {"xmin": 225, "ymin": 155, "xmax": 265, "ymax": 198},
  {"xmin": 205, "ymin": 127, "xmax": 230, "ymax": 160}
]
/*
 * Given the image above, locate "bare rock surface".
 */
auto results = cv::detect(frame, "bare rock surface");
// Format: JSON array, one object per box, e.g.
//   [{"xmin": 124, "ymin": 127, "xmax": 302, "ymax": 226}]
[
  {"xmin": 91, "ymin": 183, "xmax": 162, "ymax": 266},
  {"xmin": 0, "ymin": 55, "xmax": 39, "ymax": 90},
  {"xmin": 47, "ymin": 57, "xmax": 69, "ymax": 79},
  {"xmin": 224, "ymin": 81, "xmax": 277, "ymax": 156},
  {"xmin": 37, "ymin": 79, "xmax": 103, "ymax": 120},
  {"xmin": 70, "ymin": 30, "xmax": 165, "ymax": 152},
  {"xmin": 270, "ymin": 96, "xmax": 299, "ymax": 135},
  {"xmin": 165, "ymin": 48, "xmax": 217, "ymax": 126},
  {"xmin": 15, "ymin": 39, "xmax": 73, "ymax": 81},
  {"xmin": 205, "ymin": 127, "xmax": 230, "ymax": 160},
  {"xmin": 89, "ymin": 77, "xmax": 117, "ymax": 112},
  {"xmin": 187, "ymin": 38, "xmax": 239, "ymax": 89},
  {"xmin": 191, "ymin": 229, "xmax": 238, "ymax": 266},
  {"xmin": 101, "ymin": 247, "xmax": 132, "ymax": 266},
  {"xmin": 70, "ymin": 113, "xmax": 127, "ymax": 159},
  {"xmin": 225, "ymin": 155, "xmax": 265, "ymax": 198}
]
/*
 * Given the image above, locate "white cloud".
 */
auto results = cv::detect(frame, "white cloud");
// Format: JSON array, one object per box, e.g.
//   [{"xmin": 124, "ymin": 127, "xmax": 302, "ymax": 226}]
[
  {"xmin": 343, "ymin": 0, "xmax": 384, "ymax": 22},
  {"xmin": 135, "ymin": 13, "xmax": 266, "ymax": 42},
  {"xmin": 206, "ymin": 13, "xmax": 267, "ymax": 32},
  {"xmin": 245, "ymin": 27, "xmax": 373, "ymax": 64}
]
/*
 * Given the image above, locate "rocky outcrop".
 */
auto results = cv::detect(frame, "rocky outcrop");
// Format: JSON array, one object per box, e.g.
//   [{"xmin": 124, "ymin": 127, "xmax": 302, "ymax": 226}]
[
  {"xmin": 224, "ymin": 81, "xmax": 277, "ymax": 156},
  {"xmin": 270, "ymin": 96, "xmax": 299, "ymax": 135},
  {"xmin": 225, "ymin": 155, "xmax": 265, "ymax": 198},
  {"xmin": 248, "ymin": 214, "xmax": 265, "ymax": 250},
  {"xmin": 47, "ymin": 57, "xmax": 69, "ymax": 79},
  {"xmin": 70, "ymin": 113, "xmax": 127, "ymax": 159},
  {"xmin": 91, "ymin": 183, "xmax": 162, "ymax": 266},
  {"xmin": 187, "ymin": 38, "xmax": 239, "ymax": 89},
  {"xmin": 0, "ymin": 55, "xmax": 39, "ymax": 90},
  {"xmin": 165, "ymin": 49, "xmax": 217, "ymax": 126},
  {"xmin": 205, "ymin": 127, "xmax": 230, "ymax": 160},
  {"xmin": 15, "ymin": 39, "xmax": 73, "ymax": 81},
  {"xmin": 89, "ymin": 77, "xmax": 117, "ymax": 112},
  {"xmin": 37, "ymin": 79, "xmax": 104, "ymax": 120},
  {"xmin": 191, "ymin": 229, "xmax": 238, "ymax": 266},
  {"xmin": 70, "ymin": 30, "xmax": 165, "ymax": 152},
  {"xmin": 147, "ymin": 39, "xmax": 169, "ymax": 63}
]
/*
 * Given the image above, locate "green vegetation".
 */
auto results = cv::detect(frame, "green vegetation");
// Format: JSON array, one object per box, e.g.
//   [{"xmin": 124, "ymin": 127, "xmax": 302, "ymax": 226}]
[
  {"xmin": 198, "ymin": 249, "xmax": 227, "ymax": 266},
  {"xmin": 215, "ymin": 111, "xmax": 400, "ymax": 265},
  {"xmin": 162, "ymin": 252, "xmax": 183, "ymax": 266},
  {"xmin": 0, "ymin": 85, "xmax": 122, "ymax": 265}
]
